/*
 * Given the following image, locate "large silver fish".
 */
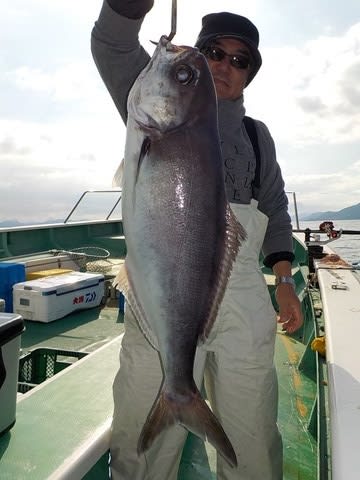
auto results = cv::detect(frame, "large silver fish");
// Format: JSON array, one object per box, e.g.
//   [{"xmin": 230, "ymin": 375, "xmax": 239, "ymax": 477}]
[{"xmin": 115, "ymin": 36, "xmax": 246, "ymax": 468}]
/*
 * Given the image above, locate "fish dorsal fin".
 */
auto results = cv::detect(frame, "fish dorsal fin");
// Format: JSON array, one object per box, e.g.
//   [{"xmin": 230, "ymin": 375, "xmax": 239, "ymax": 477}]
[
  {"xmin": 113, "ymin": 262, "xmax": 159, "ymax": 350},
  {"xmin": 200, "ymin": 204, "xmax": 247, "ymax": 341}
]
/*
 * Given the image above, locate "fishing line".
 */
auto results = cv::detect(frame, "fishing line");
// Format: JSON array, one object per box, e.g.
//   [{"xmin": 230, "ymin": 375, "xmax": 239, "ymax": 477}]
[{"xmin": 144, "ymin": 450, "xmax": 150, "ymax": 478}]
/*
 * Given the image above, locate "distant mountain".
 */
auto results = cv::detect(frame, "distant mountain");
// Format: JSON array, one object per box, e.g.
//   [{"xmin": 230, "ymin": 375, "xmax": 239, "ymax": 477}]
[
  {"xmin": 302, "ymin": 203, "xmax": 360, "ymax": 221},
  {"xmin": 0, "ymin": 218, "xmax": 64, "ymax": 228},
  {"xmin": 0, "ymin": 220, "xmax": 23, "ymax": 227}
]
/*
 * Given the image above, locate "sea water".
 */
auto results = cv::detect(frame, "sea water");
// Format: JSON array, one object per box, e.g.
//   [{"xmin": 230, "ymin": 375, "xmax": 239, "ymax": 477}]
[{"xmin": 297, "ymin": 219, "xmax": 360, "ymax": 265}]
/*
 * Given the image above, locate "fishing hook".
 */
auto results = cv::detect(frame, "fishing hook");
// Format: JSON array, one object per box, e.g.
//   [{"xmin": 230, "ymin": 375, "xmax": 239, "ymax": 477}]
[
  {"xmin": 150, "ymin": 0, "xmax": 176, "ymax": 46},
  {"xmin": 167, "ymin": 0, "xmax": 177, "ymax": 41}
]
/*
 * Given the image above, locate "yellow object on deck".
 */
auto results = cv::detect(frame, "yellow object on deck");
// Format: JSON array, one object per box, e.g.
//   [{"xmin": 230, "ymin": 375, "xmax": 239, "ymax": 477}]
[
  {"xmin": 311, "ymin": 336, "xmax": 326, "ymax": 357},
  {"xmin": 26, "ymin": 268, "xmax": 73, "ymax": 281}
]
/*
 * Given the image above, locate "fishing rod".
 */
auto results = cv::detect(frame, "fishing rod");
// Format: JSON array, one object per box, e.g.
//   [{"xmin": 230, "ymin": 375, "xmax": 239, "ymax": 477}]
[
  {"xmin": 293, "ymin": 223, "xmax": 360, "ymax": 247},
  {"xmin": 293, "ymin": 229, "xmax": 360, "ymax": 235},
  {"xmin": 293, "ymin": 220, "xmax": 360, "ymax": 236},
  {"xmin": 167, "ymin": 0, "xmax": 177, "ymax": 41}
]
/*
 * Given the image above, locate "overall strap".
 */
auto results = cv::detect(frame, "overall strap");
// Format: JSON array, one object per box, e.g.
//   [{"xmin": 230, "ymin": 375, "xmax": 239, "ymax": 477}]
[{"xmin": 243, "ymin": 116, "xmax": 261, "ymax": 196}]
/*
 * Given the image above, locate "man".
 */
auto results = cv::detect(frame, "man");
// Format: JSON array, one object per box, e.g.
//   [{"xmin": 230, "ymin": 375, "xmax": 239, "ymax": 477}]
[{"xmin": 91, "ymin": 1, "xmax": 303, "ymax": 478}]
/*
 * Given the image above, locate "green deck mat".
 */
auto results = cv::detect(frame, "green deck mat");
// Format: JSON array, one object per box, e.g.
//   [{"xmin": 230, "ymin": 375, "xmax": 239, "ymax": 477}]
[{"xmin": 177, "ymin": 329, "xmax": 318, "ymax": 480}]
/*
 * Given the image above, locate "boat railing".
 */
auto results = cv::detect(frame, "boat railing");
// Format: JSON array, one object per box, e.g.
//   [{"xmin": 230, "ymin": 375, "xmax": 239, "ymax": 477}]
[
  {"xmin": 66, "ymin": 190, "xmax": 299, "ymax": 226},
  {"xmin": 286, "ymin": 191, "xmax": 300, "ymax": 229},
  {"xmin": 64, "ymin": 189, "xmax": 122, "ymax": 224}
]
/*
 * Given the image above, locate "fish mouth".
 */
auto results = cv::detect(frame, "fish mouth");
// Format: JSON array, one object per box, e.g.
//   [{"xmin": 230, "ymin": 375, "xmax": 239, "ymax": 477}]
[
  {"xmin": 135, "ymin": 118, "xmax": 189, "ymax": 136},
  {"xmin": 135, "ymin": 120, "xmax": 161, "ymax": 135},
  {"xmin": 159, "ymin": 35, "xmax": 194, "ymax": 55},
  {"xmin": 152, "ymin": 35, "xmax": 203, "ymax": 65}
]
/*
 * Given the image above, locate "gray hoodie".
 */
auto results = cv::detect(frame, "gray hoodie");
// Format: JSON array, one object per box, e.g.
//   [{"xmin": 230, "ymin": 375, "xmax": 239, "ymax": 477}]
[{"xmin": 91, "ymin": 1, "xmax": 294, "ymax": 266}]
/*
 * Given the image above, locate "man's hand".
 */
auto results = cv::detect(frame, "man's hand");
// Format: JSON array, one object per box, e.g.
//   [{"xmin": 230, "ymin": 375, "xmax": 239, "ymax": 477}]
[
  {"xmin": 276, "ymin": 283, "xmax": 303, "ymax": 334},
  {"xmin": 107, "ymin": 0, "xmax": 154, "ymax": 19}
]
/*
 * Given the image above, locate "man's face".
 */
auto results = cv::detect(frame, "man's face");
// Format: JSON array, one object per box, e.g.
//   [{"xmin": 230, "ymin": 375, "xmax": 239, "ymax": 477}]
[{"xmin": 203, "ymin": 38, "xmax": 251, "ymax": 100}]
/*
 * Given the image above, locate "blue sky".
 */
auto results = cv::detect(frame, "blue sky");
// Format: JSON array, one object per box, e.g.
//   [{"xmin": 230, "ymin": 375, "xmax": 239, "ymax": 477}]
[{"xmin": 1, "ymin": 0, "xmax": 359, "ymax": 223}]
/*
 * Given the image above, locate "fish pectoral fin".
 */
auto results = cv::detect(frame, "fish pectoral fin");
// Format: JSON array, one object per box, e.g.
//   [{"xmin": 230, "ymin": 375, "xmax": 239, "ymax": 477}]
[
  {"xmin": 113, "ymin": 262, "xmax": 129, "ymax": 294},
  {"xmin": 113, "ymin": 262, "xmax": 159, "ymax": 349},
  {"xmin": 112, "ymin": 158, "xmax": 125, "ymax": 187},
  {"xmin": 135, "ymin": 137, "xmax": 151, "ymax": 185},
  {"xmin": 138, "ymin": 386, "xmax": 237, "ymax": 468},
  {"xmin": 201, "ymin": 204, "xmax": 247, "ymax": 341}
]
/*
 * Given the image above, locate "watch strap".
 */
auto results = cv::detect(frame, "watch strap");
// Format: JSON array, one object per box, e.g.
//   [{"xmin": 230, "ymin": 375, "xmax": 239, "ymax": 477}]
[{"xmin": 275, "ymin": 275, "xmax": 295, "ymax": 287}]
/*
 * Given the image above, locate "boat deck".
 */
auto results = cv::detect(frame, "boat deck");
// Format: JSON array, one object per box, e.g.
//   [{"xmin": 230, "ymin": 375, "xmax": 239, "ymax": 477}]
[
  {"xmin": 0, "ymin": 223, "xmax": 319, "ymax": 479},
  {"xmin": 179, "ymin": 327, "xmax": 318, "ymax": 480},
  {"xmin": 20, "ymin": 300, "xmax": 124, "ymax": 355},
  {"xmin": 276, "ymin": 330, "xmax": 317, "ymax": 479},
  {"xmin": 0, "ymin": 276, "xmax": 318, "ymax": 479},
  {"xmin": 1, "ymin": 336, "xmax": 123, "ymax": 480}
]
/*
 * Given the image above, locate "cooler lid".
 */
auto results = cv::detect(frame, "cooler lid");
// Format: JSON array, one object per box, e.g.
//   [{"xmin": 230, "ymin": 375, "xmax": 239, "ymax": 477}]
[
  {"xmin": 13, "ymin": 271, "xmax": 104, "ymax": 294},
  {"xmin": 0, "ymin": 313, "xmax": 25, "ymax": 346}
]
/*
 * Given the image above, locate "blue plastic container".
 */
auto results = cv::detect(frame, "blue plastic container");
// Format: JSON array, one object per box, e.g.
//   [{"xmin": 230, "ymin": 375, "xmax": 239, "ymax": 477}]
[{"xmin": 0, "ymin": 263, "xmax": 26, "ymax": 313}]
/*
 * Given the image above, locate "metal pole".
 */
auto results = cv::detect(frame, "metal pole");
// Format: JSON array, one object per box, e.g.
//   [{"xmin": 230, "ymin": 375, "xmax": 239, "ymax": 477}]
[
  {"xmin": 286, "ymin": 191, "xmax": 300, "ymax": 230},
  {"xmin": 293, "ymin": 192, "xmax": 300, "ymax": 230}
]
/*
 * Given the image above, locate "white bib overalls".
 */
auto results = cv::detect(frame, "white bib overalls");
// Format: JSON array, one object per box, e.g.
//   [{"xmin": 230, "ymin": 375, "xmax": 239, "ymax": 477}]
[{"xmin": 110, "ymin": 200, "xmax": 283, "ymax": 479}]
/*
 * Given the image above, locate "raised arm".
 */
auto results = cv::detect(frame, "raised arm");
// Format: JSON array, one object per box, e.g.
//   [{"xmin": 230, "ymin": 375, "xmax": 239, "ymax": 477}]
[{"xmin": 91, "ymin": 0, "xmax": 154, "ymax": 123}]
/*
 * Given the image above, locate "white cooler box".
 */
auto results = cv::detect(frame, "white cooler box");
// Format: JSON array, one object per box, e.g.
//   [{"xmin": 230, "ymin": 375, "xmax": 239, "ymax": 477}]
[{"xmin": 13, "ymin": 272, "xmax": 105, "ymax": 322}]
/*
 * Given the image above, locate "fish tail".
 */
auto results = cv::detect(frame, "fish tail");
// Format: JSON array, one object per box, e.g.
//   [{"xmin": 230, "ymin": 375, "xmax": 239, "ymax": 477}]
[{"xmin": 137, "ymin": 386, "xmax": 237, "ymax": 468}]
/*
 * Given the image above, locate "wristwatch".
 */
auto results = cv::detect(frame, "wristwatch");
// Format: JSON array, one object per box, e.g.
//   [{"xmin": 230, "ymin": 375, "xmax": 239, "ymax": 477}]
[{"xmin": 274, "ymin": 276, "xmax": 295, "ymax": 287}]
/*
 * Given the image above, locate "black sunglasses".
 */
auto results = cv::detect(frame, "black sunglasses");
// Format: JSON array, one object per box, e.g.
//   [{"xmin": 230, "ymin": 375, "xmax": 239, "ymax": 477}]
[{"xmin": 201, "ymin": 45, "xmax": 251, "ymax": 70}]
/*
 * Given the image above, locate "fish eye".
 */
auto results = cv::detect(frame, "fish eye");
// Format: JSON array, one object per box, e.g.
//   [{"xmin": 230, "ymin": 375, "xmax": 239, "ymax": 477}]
[{"xmin": 174, "ymin": 64, "xmax": 194, "ymax": 85}]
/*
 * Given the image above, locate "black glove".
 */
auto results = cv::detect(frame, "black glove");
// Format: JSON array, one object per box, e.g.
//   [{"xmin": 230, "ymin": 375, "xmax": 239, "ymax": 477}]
[{"xmin": 107, "ymin": 0, "xmax": 154, "ymax": 19}]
